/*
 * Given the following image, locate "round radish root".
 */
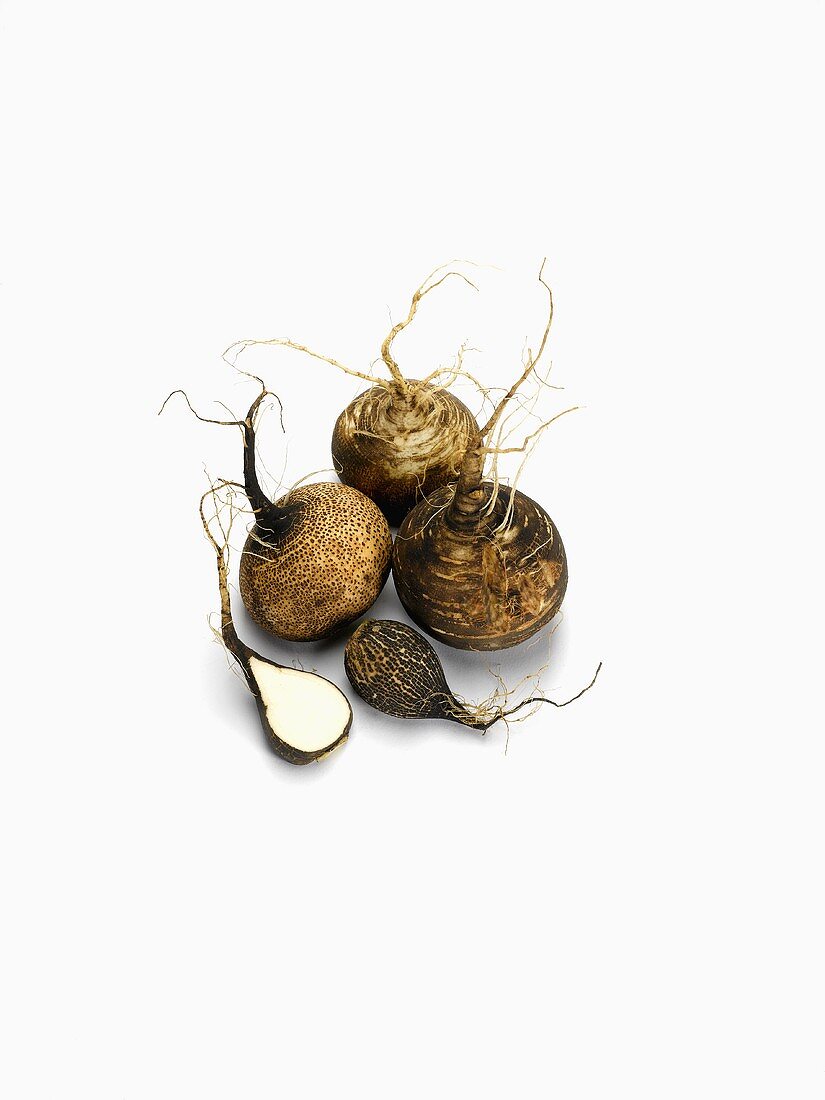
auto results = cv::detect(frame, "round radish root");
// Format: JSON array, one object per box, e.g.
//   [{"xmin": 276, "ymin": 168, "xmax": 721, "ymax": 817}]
[
  {"xmin": 331, "ymin": 381, "xmax": 476, "ymax": 525},
  {"xmin": 393, "ymin": 482, "xmax": 567, "ymax": 650},
  {"xmin": 161, "ymin": 383, "xmax": 392, "ymax": 642},
  {"xmin": 224, "ymin": 264, "xmax": 480, "ymax": 525},
  {"xmin": 240, "ymin": 481, "xmax": 392, "ymax": 641},
  {"xmin": 391, "ymin": 262, "xmax": 578, "ymax": 651}
]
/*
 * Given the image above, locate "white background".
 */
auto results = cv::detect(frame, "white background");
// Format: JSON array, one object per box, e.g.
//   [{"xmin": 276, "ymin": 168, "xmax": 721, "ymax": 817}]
[{"xmin": 1, "ymin": 1, "xmax": 823, "ymax": 1096}]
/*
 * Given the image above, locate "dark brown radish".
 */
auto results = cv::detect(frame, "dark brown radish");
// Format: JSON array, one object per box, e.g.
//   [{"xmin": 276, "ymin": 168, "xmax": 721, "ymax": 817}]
[
  {"xmin": 224, "ymin": 265, "xmax": 481, "ymax": 525},
  {"xmin": 344, "ymin": 619, "xmax": 600, "ymax": 730},
  {"xmin": 200, "ymin": 486, "xmax": 352, "ymax": 765},
  {"xmin": 331, "ymin": 379, "xmax": 476, "ymax": 526},
  {"xmin": 392, "ymin": 264, "xmax": 578, "ymax": 650},
  {"xmin": 162, "ymin": 384, "xmax": 392, "ymax": 641}
]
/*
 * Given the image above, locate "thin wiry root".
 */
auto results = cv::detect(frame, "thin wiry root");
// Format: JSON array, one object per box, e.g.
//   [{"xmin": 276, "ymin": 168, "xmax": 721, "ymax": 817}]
[
  {"xmin": 350, "ymin": 427, "xmax": 398, "ymax": 444},
  {"xmin": 381, "ymin": 266, "xmax": 478, "ymax": 389},
  {"xmin": 392, "ymin": 497, "xmax": 452, "ymax": 539},
  {"xmin": 464, "ymin": 348, "xmax": 563, "ymax": 446},
  {"xmin": 220, "ymin": 261, "xmax": 481, "ymax": 395},
  {"xmin": 490, "ymin": 409, "xmax": 579, "ymax": 535},
  {"xmin": 454, "ymin": 660, "xmax": 602, "ymax": 732},
  {"xmin": 478, "ymin": 402, "xmax": 579, "ymax": 530},
  {"xmin": 159, "ymin": 382, "xmax": 285, "ymax": 435},
  {"xmin": 279, "ymin": 465, "xmax": 339, "ymax": 502},
  {"xmin": 484, "ymin": 404, "xmax": 580, "ymax": 457},
  {"xmin": 452, "ymin": 259, "xmax": 570, "ymax": 517},
  {"xmin": 498, "ymin": 662, "xmax": 602, "ymax": 722},
  {"xmin": 223, "ymin": 337, "xmax": 381, "ymax": 387},
  {"xmin": 477, "ymin": 384, "xmax": 546, "ymax": 518},
  {"xmin": 418, "ymin": 341, "xmax": 481, "ymax": 391},
  {"xmin": 199, "ymin": 478, "xmax": 248, "ymax": 559},
  {"xmin": 490, "ymin": 378, "xmax": 544, "ymax": 453},
  {"xmin": 164, "ymin": 383, "xmax": 288, "ymax": 516},
  {"xmin": 487, "ymin": 353, "xmax": 562, "ymax": 456},
  {"xmin": 199, "ymin": 478, "xmax": 252, "ymax": 659},
  {"xmin": 481, "ymin": 384, "xmax": 546, "ymax": 430},
  {"xmin": 477, "ymin": 259, "xmax": 555, "ymax": 442},
  {"xmin": 207, "ymin": 609, "xmax": 250, "ymax": 688},
  {"xmin": 255, "ymin": 437, "xmax": 290, "ymax": 503}
]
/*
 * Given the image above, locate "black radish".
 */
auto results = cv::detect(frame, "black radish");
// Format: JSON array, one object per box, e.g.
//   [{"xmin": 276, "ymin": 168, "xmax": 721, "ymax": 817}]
[
  {"xmin": 344, "ymin": 620, "xmax": 600, "ymax": 730},
  {"xmin": 225, "ymin": 266, "xmax": 480, "ymax": 525},
  {"xmin": 392, "ymin": 264, "xmax": 578, "ymax": 650},
  {"xmin": 201, "ymin": 486, "xmax": 352, "ymax": 765},
  {"xmin": 163, "ymin": 384, "xmax": 392, "ymax": 641}
]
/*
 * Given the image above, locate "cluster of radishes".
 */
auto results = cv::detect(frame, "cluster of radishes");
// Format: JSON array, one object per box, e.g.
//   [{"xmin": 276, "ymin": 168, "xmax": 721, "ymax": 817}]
[{"xmin": 168, "ymin": 263, "xmax": 595, "ymax": 764}]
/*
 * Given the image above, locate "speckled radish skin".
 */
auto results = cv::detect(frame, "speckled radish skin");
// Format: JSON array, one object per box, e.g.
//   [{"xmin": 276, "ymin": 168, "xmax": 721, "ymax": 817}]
[
  {"xmin": 240, "ymin": 482, "xmax": 392, "ymax": 642},
  {"xmin": 345, "ymin": 618, "xmax": 599, "ymax": 731},
  {"xmin": 392, "ymin": 482, "xmax": 567, "ymax": 651},
  {"xmin": 331, "ymin": 382, "xmax": 477, "ymax": 525},
  {"xmin": 344, "ymin": 619, "xmax": 479, "ymax": 725}
]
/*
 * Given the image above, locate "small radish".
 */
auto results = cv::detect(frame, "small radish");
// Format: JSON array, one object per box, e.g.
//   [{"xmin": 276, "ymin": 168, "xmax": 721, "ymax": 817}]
[{"xmin": 344, "ymin": 619, "xmax": 600, "ymax": 730}]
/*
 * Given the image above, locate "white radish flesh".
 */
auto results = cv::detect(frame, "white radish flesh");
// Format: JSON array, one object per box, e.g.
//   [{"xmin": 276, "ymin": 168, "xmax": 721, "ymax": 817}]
[{"xmin": 248, "ymin": 658, "xmax": 353, "ymax": 756}]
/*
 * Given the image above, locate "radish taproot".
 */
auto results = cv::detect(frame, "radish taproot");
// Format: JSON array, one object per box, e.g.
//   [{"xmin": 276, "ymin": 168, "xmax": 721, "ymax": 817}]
[
  {"xmin": 344, "ymin": 619, "xmax": 600, "ymax": 730},
  {"xmin": 392, "ymin": 265, "xmax": 578, "ymax": 651},
  {"xmin": 201, "ymin": 485, "xmax": 352, "ymax": 765},
  {"xmin": 225, "ymin": 266, "xmax": 481, "ymax": 525},
  {"xmin": 163, "ymin": 384, "xmax": 393, "ymax": 641}
]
